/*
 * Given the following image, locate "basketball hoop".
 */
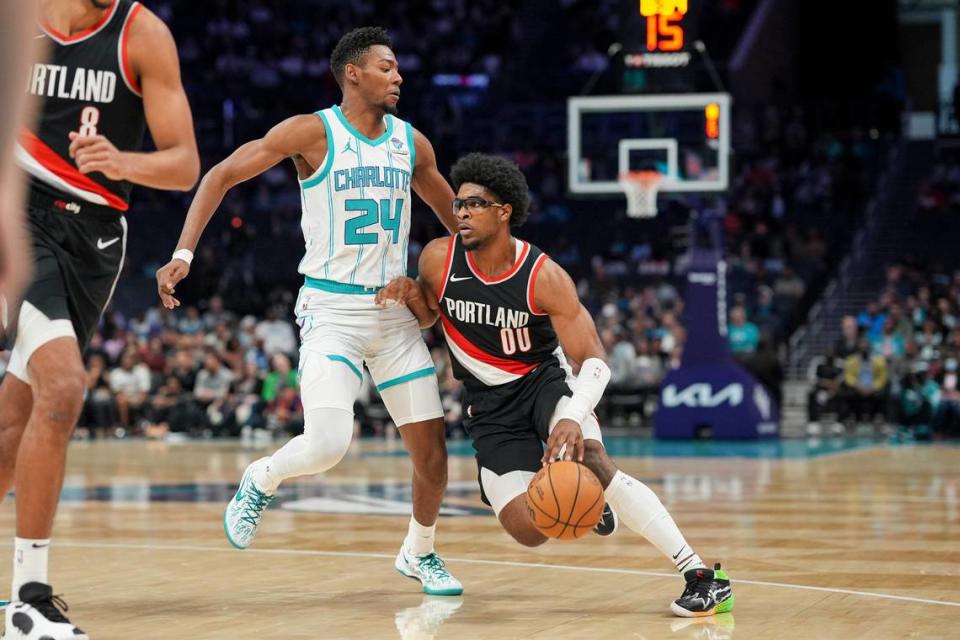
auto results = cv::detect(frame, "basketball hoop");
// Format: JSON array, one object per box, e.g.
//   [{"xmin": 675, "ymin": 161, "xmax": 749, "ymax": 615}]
[{"xmin": 619, "ymin": 171, "xmax": 662, "ymax": 219}]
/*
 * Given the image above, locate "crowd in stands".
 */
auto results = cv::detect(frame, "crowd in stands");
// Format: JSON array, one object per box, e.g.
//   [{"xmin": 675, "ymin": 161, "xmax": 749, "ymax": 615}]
[
  {"xmin": 808, "ymin": 262, "xmax": 960, "ymax": 437},
  {"xmin": 0, "ymin": 2, "xmax": 902, "ymax": 439}
]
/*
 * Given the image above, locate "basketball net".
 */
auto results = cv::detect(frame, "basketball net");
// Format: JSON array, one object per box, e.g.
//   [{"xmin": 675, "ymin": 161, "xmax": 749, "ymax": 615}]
[{"xmin": 619, "ymin": 170, "xmax": 662, "ymax": 219}]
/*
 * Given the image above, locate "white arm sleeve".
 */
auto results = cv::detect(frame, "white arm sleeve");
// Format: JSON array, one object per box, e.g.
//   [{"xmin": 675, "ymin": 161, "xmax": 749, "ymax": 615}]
[{"xmin": 556, "ymin": 358, "xmax": 611, "ymax": 426}]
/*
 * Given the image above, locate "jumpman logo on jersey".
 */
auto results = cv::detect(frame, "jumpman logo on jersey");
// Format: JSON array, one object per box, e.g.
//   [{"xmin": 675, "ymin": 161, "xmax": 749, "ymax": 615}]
[{"xmin": 342, "ymin": 139, "xmax": 356, "ymax": 155}]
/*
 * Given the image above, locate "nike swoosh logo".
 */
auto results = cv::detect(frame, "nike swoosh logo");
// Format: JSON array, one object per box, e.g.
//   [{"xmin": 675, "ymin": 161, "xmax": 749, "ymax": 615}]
[
  {"xmin": 31, "ymin": 543, "xmax": 49, "ymax": 549},
  {"xmin": 449, "ymin": 274, "xmax": 472, "ymax": 282},
  {"xmin": 672, "ymin": 546, "xmax": 686, "ymax": 560},
  {"xmin": 97, "ymin": 237, "xmax": 120, "ymax": 250}
]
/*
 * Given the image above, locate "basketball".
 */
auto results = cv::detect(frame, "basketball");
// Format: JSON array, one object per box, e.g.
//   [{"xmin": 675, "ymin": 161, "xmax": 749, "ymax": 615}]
[{"xmin": 525, "ymin": 461, "xmax": 605, "ymax": 540}]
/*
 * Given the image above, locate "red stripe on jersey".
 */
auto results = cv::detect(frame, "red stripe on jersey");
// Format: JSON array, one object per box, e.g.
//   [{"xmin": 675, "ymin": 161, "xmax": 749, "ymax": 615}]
[
  {"xmin": 436, "ymin": 235, "xmax": 457, "ymax": 301},
  {"xmin": 41, "ymin": 1, "xmax": 118, "ymax": 43},
  {"xmin": 440, "ymin": 313, "xmax": 539, "ymax": 375},
  {"xmin": 120, "ymin": 3, "xmax": 143, "ymax": 95},
  {"xmin": 527, "ymin": 253, "xmax": 549, "ymax": 315},
  {"xmin": 20, "ymin": 128, "xmax": 128, "ymax": 211},
  {"xmin": 467, "ymin": 241, "xmax": 530, "ymax": 284}
]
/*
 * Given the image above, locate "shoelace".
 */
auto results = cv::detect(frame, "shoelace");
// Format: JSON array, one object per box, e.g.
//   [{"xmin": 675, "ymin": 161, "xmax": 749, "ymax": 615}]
[
  {"xmin": 680, "ymin": 572, "xmax": 716, "ymax": 602},
  {"xmin": 419, "ymin": 554, "xmax": 451, "ymax": 580},
  {"xmin": 27, "ymin": 593, "xmax": 71, "ymax": 624},
  {"xmin": 239, "ymin": 486, "xmax": 273, "ymax": 526}
]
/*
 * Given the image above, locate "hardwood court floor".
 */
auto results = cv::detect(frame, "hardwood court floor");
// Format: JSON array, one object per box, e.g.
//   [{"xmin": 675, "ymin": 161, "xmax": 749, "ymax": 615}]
[{"xmin": 1, "ymin": 437, "xmax": 958, "ymax": 639}]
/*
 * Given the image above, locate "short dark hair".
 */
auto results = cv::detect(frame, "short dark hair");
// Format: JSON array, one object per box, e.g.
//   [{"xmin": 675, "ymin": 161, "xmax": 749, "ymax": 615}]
[
  {"xmin": 450, "ymin": 153, "xmax": 531, "ymax": 228},
  {"xmin": 330, "ymin": 27, "xmax": 393, "ymax": 87}
]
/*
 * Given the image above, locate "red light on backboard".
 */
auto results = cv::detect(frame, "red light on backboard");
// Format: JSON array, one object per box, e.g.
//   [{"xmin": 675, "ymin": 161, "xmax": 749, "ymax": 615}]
[{"xmin": 705, "ymin": 103, "xmax": 720, "ymax": 139}]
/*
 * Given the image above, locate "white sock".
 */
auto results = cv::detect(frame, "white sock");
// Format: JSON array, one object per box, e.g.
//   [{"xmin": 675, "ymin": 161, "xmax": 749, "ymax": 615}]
[
  {"xmin": 603, "ymin": 471, "xmax": 707, "ymax": 575},
  {"xmin": 403, "ymin": 516, "xmax": 436, "ymax": 556},
  {"xmin": 12, "ymin": 537, "xmax": 50, "ymax": 598}
]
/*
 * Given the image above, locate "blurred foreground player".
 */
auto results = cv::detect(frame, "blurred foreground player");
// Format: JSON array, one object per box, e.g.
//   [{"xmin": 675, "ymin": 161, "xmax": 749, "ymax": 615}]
[
  {"xmin": 0, "ymin": 1, "xmax": 199, "ymax": 637},
  {"xmin": 379, "ymin": 153, "xmax": 735, "ymax": 617}
]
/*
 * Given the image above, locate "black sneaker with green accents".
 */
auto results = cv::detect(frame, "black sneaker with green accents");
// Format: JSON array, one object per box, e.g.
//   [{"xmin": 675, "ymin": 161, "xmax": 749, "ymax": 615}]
[
  {"xmin": 670, "ymin": 563, "xmax": 734, "ymax": 618},
  {"xmin": 593, "ymin": 503, "xmax": 618, "ymax": 536}
]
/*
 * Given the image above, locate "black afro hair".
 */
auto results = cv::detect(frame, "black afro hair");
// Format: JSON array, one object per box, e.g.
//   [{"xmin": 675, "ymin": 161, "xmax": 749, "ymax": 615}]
[
  {"xmin": 450, "ymin": 153, "xmax": 531, "ymax": 228},
  {"xmin": 330, "ymin": 27, "xmax": 393, "ymax": 87}
]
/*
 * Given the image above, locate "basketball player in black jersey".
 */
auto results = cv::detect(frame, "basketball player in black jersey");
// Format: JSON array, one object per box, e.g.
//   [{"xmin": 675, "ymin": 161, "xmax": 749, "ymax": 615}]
[
  {"xmin": 377, "ymin": 153, "xmax": 735, "ymax": 618},
  {"xmin": 0, "ymin": 1, "xmax": 199, "ymax": 637}
]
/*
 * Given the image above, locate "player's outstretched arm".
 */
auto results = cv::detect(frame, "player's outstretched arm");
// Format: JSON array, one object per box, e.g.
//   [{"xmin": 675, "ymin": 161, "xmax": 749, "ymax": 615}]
[
  {"xmin": 375, "ymin": 277, "xmax": 436, "ymax": 328},
  {"xmin": 533, "ymin": 259, "xmax": 612, "ymax": 464},
  {"xmin": 156, "ymin": 115, "xmax": 325, "ymax": 309},
  {"xmin": 69, "ymin": 7, "xmax": 199, "ymax": 191},
  {"xmin": 374, "ymin": 237, "xmax": 449, "ymax": 327},
  {"xmin": 410, "ymin": 129, "xmax": 458, "ymax": 235}
]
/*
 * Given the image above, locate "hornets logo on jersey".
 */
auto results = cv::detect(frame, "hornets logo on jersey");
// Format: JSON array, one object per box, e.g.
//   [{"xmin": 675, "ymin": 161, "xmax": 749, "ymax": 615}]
[{"xmin": 297, "ymin": 105, "xmax": 416, "ymax": 289}]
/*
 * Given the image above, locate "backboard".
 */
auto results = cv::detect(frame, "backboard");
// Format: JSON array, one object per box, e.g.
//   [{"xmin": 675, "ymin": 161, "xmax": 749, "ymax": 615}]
[{"xmin": 567, "ymin": 93, "xmax": 731, "ymax": 198}]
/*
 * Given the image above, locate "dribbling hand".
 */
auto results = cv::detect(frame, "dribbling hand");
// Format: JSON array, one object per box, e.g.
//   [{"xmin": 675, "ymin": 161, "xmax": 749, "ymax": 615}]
[
  {"xmin": 156, "ymin": 259, "xmax": 190, "ymax": 309},
  {"xmin": 542, "ymin": 419, "xmax": 584, "ymax": 465}
]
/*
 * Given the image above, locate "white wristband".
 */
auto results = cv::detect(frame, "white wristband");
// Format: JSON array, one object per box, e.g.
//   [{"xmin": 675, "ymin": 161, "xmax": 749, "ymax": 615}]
[
  {"xmin": 557, "ymin": 358, "xmax": 611, "ymax": 425},
  {"xmin": 172, "ymin": 249, "xmax": 194, "ymax": 265}
]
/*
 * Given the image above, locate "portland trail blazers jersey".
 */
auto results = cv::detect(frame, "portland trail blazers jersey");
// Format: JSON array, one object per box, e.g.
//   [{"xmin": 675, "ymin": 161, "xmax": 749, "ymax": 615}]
[
  {"xmin": 17, "ymin": 0, "xmax": 146, "ymax": 212},
  {"xmin": 438, "ymin": 234, "xmax": 560, "ymax": 389},
  {"xmin": 297, "ymin": 105, "xmax": 415, "ymax": 288}
]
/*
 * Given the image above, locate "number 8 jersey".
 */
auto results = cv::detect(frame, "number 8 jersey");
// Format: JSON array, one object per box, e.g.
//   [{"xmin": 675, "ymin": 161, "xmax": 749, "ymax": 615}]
[
  {"xmin": 17, "ymin": 0, "xmax": 146, "ymax": 212},
  {"xmin": 436, "ymin": 234, "xmax": 562, "ymax": 390},
  {"xmin": 298, "ymin": 105, "xmax": 416, "ymax": 289}
]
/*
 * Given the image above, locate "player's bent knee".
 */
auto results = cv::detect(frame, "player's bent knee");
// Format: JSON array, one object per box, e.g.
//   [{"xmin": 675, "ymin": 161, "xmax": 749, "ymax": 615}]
[
  {"xmin": 499, "ymin": 496, "xmax": 547, "ymax": 547},
  {"xmin": 413, "ymin": 446, "xmax": 448, "ymax": 486},
  {"xmin": 302, "ymin": 407, "xmax": 354, "ymax": 472}
]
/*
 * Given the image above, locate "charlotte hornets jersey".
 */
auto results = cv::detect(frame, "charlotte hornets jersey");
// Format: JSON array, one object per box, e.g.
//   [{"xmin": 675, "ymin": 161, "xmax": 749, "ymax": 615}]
[
  {"xmin": 297, "ymin": 105, "xmax": 415, "ymax": 288},
  {"xmin": 437, "ymin": 234, "xmax": 560, "ymax": 389},
  {"xmin": 17, "ymin": 0, "xmax": 146, "ymax": 212}
]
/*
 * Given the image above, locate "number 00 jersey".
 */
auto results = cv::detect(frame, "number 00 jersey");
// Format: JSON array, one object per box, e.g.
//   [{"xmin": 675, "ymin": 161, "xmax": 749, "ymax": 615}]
[
  {"xmin": 297, "ymin": 105, "xmax": 416, "ymax": 289},
  {"xmin": 16, "ymin": 0, "xmax": 146, "ymax": 212},
  {"xmin": 437, "ymin": 234, "xmax": 561, "ymax": 389}
]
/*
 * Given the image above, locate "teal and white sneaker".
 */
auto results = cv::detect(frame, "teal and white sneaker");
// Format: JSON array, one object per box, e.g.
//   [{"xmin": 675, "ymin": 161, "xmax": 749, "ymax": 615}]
[
  {"xmin": 223, "ymin": 457, "xmax": 275, "ymax": 550},
  {"xmin": 395, "ymin": 546, "xmax": 464, "ymax": 596}
]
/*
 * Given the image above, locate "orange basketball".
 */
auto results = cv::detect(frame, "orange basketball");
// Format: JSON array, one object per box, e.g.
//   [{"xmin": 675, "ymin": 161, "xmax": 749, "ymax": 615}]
[{"xmin": 525, "ymin": 461, "xmax": 605, "ymax": 540}]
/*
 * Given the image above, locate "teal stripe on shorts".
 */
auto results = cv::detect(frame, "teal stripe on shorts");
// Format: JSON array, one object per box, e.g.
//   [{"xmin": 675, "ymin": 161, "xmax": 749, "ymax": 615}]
[
  {"xmin": 375, "ymin": 366, "xmax": 435, "ymax": 392},
  {"xmin": 326, "ymin": 355, "xmax": 363, "ymax": 381}
]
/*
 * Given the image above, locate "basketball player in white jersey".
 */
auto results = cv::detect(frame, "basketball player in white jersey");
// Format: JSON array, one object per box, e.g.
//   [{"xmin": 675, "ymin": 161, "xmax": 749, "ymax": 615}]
[{"xmin": 156, "ymin": 27, "xmax": 463, "ymax": 596}]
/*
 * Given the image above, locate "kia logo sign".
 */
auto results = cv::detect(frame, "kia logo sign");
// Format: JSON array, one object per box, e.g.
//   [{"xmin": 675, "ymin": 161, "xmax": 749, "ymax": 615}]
[
  {"xmin": 662, "ymin": 383, "xmax": 744, "ymax": 408},
  {"xmin": 688, "ymin": 272, "xmax": 717, "ymax": 285}
]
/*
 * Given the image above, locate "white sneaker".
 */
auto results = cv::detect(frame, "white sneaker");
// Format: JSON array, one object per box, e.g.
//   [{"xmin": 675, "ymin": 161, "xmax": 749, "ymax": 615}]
[
  {"xmin": 223, "ymin": 457, "xmax": 275, "ymax": 550},
  {"xmin": 395, "ymin": 595, "xmax": 464, "ymax": 640},
  {"xmin": 395, "ymin": 546, "xmax": 463, "ymax": 596},
  {"xmin": 4, "ymin": 582, "xmax": 88, "ymax": 640}
]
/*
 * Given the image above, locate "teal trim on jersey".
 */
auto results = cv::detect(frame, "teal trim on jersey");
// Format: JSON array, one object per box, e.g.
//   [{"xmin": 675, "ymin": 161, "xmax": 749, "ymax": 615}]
[
  {"xmin": 401, "ymin": 120, "xmax": 413, "ymax": 276},
  {"xmin": 376, "ymin": 366, "xmax": 436, "ymax": 391},
  {"xmin": 326, "ymin": 354, "xmax": 363, "ymax": 381},
  {"xmin": 333, "ymin": 105, "xmax": 394, "ymax": 146},
  {"xmin": 304, "ymin": 276, "xmax": 380, "ymax": 295},
  {"xmin": 300, "ymin": 111, "xmax": 336, "ymax": 189},
  {"xmin": 405, "ymin": 121, "xmax": 416, "ymax": 176}
]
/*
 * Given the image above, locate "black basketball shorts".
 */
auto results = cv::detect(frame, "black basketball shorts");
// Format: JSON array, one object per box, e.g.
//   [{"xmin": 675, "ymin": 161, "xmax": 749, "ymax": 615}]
[
  {"xmin": 4, "ymin": 190, "xmax": 126, "ymax": 383},
  {"xmin": 462, "ymin": 359, "xmax": 604, "ymax": 514}
]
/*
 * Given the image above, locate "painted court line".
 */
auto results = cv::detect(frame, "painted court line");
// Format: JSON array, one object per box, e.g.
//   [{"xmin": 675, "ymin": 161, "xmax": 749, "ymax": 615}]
[{"xmin": 56, "ymin": 540, "xmax": 960, "ymax": 609}]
